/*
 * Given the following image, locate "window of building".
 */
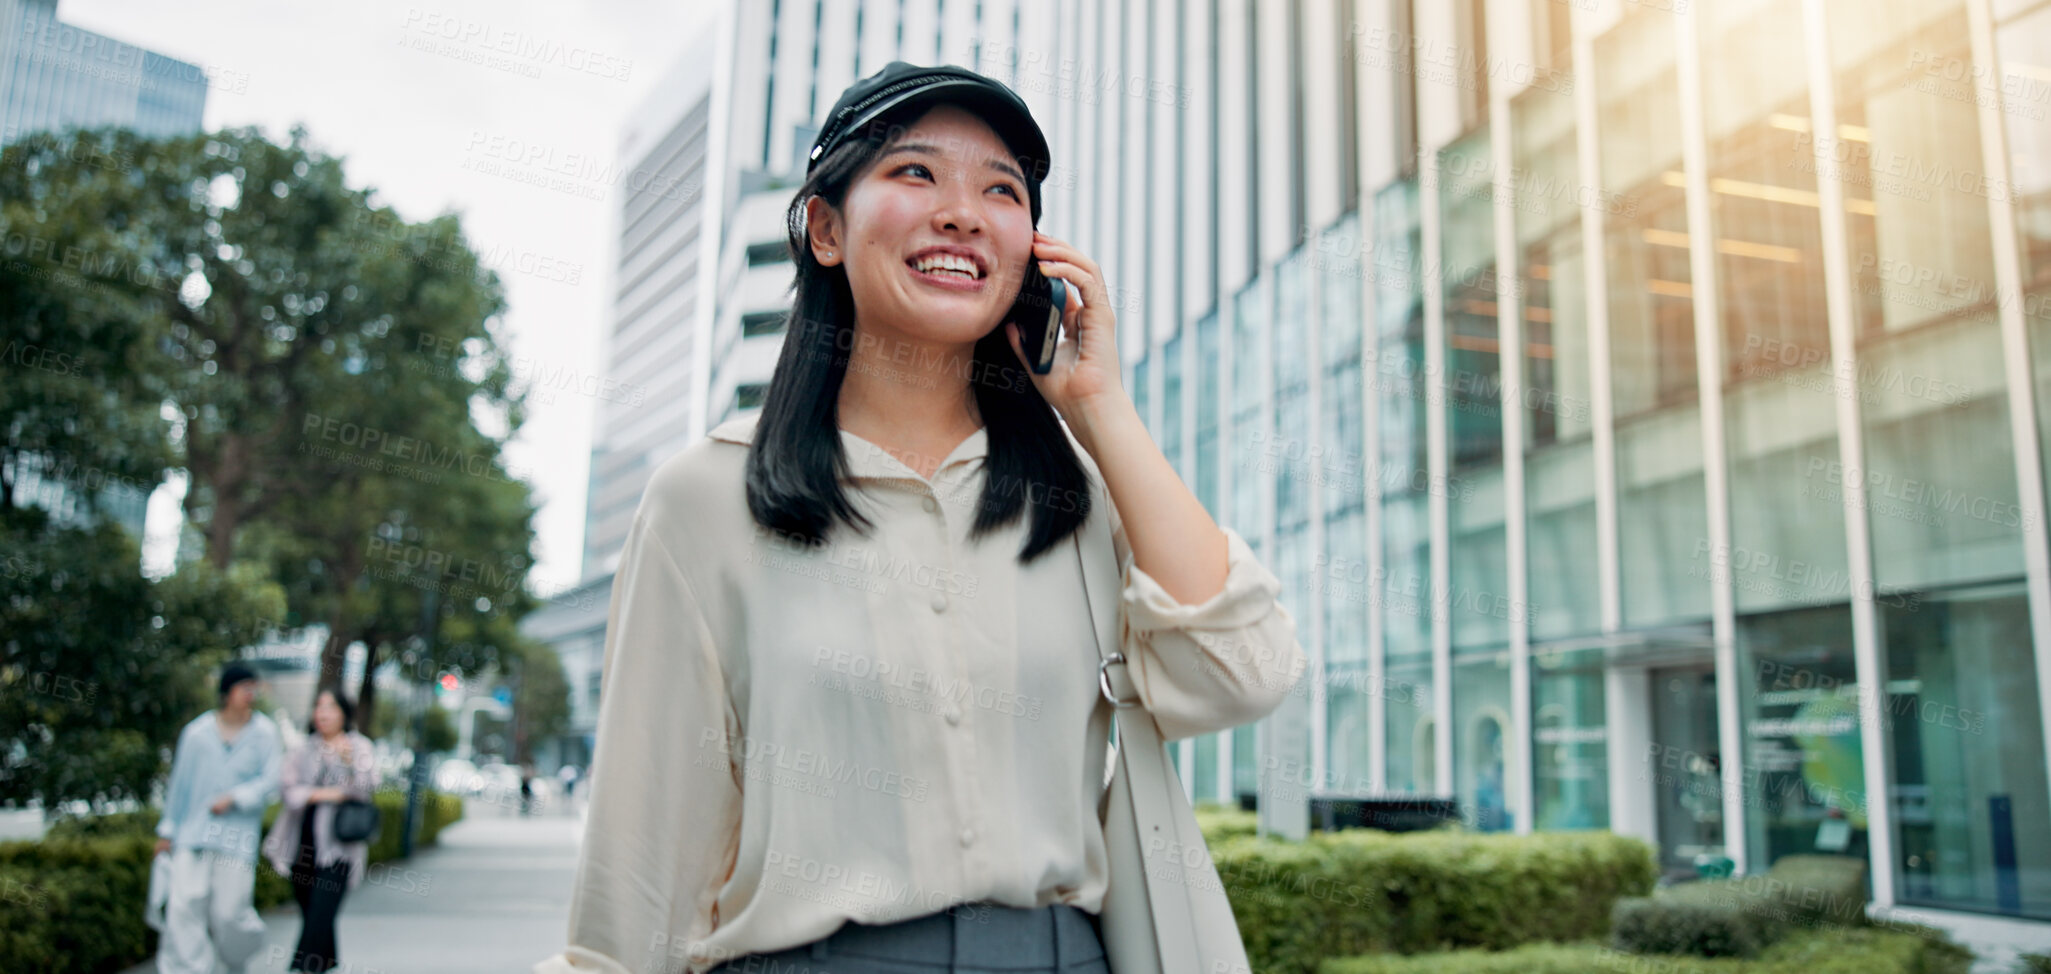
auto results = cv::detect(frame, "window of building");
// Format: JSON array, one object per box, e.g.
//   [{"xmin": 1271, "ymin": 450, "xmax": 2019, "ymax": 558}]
[
  {"xmin": 1375, "ymin": 179, "xmax": 1434, "ymax": 794},
  {"xmin": 1885, "ymin": 581, "xmax": 2050, "ymax": 918},
  {"xmin": 740, "ymin": 311, "xmax": 787, "ymax": 338},
  {"xmin": 733, "ymin": 382, "xmax": 768, "ymax": 413},
  {"xmin": 745, "ymin": 240, "xmax": 791, "ymax": 266}
]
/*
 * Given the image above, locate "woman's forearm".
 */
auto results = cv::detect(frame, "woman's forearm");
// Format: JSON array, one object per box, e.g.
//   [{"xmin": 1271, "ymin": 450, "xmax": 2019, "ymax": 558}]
[{"xmin": 1070, "ymin": 393, "xmax": 1230, "ymax": 607}]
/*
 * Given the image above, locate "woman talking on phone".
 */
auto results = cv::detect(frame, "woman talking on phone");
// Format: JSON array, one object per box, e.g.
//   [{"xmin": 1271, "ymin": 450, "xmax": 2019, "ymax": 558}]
[{"xmin": 537, "ymin": 61, "xmax": 1306, "ymax": 974}]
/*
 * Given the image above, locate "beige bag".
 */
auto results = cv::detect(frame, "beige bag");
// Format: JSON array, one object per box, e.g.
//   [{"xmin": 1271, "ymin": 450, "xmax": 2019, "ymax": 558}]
[{"xmin": 1073, "ymin": 511, "xmax": 1253, "ymax": 974}]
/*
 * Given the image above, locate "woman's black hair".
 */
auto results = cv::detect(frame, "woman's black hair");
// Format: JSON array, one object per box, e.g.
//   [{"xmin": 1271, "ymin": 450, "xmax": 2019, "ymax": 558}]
[
  {"xmin": 309, "ymin": 687, "xmax": 357, "ymax": 735},
  {"xmin": 748, "ymin": 99, "xmax": 1091, "ymax": 563}
]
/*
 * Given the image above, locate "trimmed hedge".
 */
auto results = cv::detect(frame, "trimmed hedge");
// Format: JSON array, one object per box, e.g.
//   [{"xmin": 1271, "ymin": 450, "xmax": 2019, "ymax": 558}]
[
  {"xmin": 1612, "ymin": 854, "xmax": 1868, "ymax": 958},
  {"xmin": 1211, "ymin": 828, "xmax": 1658, "ymax": 974},
  {"xmin": 1317, "ymin": 925, "xmax": 1974, "ymax": 974},
  {"xmin": 0, "ymin": 789, "xmax": 463, "ymax": 974},
  {"xmin": 1195, "ymin": 801, "xmax": 1260, "ymax": 843}
]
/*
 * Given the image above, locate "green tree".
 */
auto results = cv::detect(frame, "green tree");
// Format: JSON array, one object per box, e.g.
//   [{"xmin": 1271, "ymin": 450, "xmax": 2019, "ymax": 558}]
[
  {"xmin": 498, "ymin": 637, "xmax": 570, "ymax": 766},
  {"xmin": 2, "ymin": 126, "xmax": 541, "ymax": 734},
  {"xmin": 0, "ymin": 506, "xmax": 284, "ymax": 812}
]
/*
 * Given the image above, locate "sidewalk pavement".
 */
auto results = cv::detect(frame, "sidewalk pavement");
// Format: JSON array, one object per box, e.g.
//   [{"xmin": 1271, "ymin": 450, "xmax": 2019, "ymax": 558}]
[{"xmin": 123, "ymin": 790, "xmax": 585, "ymax": 974}]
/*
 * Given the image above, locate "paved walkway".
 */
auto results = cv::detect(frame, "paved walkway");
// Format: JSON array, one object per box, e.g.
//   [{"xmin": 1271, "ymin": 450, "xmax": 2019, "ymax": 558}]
[{"xmin": 124, "ymin": 791, "xmax": 584, "ymax": 974}]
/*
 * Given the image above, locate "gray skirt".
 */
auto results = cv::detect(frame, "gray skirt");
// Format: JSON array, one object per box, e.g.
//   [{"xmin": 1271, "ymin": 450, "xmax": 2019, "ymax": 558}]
[{"xmin": 705, "ymin": 901, "xmax": 1110, "ymax": 973}]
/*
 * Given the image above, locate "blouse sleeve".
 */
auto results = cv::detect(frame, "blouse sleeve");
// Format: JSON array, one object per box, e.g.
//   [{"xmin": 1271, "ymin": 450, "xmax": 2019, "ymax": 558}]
[
  {"xmin": 1106, "ymin": 495, "xmax": 1309, "ymax": 743},
  {"xmin": 535, "ymin": 505, "xmax": 744, "ymax": 974}
]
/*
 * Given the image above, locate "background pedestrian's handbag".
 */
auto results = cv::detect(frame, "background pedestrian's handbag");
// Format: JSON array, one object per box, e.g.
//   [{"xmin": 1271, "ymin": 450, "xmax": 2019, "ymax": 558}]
[
  {"xmin": 1072, "ymin": 512, "xmax": 1253, "ymax": 974},
  {"xmin": 333, "ymin": 798, "xmax": 381, "ymax": 843}
]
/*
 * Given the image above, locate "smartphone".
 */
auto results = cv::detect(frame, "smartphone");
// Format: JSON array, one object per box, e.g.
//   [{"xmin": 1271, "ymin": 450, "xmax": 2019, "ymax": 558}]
[{"xmin": 1010, "ymin": 259, "xmax": 1068, "ymax": 376}]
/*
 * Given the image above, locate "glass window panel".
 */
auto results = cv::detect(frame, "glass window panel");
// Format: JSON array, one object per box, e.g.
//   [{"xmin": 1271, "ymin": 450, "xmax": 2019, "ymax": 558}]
[
  {"xmin": 1453, "ymin": 649, "xmax": 1516, "ymax": 830},
  {"xmin": 1385, "ymin": 654, "xmax": 1437, "ymax": 794},
  {"xmin": 1163, "ymin": 332, "xmax": 1185, "ymax": 475},
  {"xmin": 1598, "ymin": 11, "xmax": 1712, "ymax": 628},
  {"xmin": 1440, "ymin": 130, "xmax": 1515, "ymax": 649},
  {"xmin": 1197, "ymin": 309, "xmax": 1222, "ymax": 514},
  {"xmin": 1618, "ymin": 406, "xmax": 1714, "ymax": 626},
  {"xmin": 1194, "ymin": 732, "xmax": 1220, "ymax": 803},
  {"xmin": 1375, "ymin": 181, "xmax": 1436, "ymax": 796},
  {"xmin": 1375, "ymin": 179, "xmax": 1433, "ymax": 675},
  {"xmin": 1276, "ymin": 251, "xmax": 1311, "ymax": 532},
  {"xmin": 1534, "ymin": 647, "xmax": 1610, "ymax": 830},
  {"xmin": 2004, "ymin": 0, "xmax": 2051, "ymax": 506},
  {"xmin": 1704, "ymin": 4, "xmax": 1851, "ymax": 612},
  {"xmin": 1322, "ymin": 508, "xmax": 1369, "ymax": 666},
  {"xmin": 1885, "ymin": 582, "xmax": 2051, "ymax": 918},
  {"xmin": 1232, "ymin": 283, "xmax": 1267, "ymax": 540},
  {"xmin": 1233, "ymin": 281, "xmax": 1265, "ymax": 416},
  {"xmin": 1829, "ymin": 1, "xmax": 2024, "ymax": 592},
  {"xmin": 1514, "ymin": 65, "xmax": 1602, "ymax": 640},
  {"xmin": 1651, "ymin": 663, "xmax": 1727, "ymax": 876},
  {"xmin": 1134, "ymin": 353, "xmax": 1153, "ymax": 436},
  {"xmin": 1321, "ymin": 212, "xmax": 1366, "ymax": 365},
  {"xmin": 1321, "ymin": 215, "xmax": 1371, "ymax": 675},
  {"xmin": 1233, "ymin": 723, "xmax": 1259, "ymax": 802},
  {"xmin": 1739, "ymin": 605, "xmax": 1867, "ymax": 872},
  {"xmin": 1327, "ymin": 673, "xmax": 1373, "ymax": 793}
]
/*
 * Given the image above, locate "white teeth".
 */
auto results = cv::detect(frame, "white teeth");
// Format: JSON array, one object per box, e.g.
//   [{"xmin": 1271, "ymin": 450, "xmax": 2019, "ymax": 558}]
[{"xmin": 912, "ymin": 253, "xmax": 981, "ymax": 278}]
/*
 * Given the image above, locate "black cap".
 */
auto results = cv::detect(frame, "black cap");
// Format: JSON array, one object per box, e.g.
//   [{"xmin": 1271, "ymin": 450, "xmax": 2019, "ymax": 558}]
[
  {"xmin": 218, "ymin": 662, "xmax": 258, "ymax": 698},
  {"xmin": 806, "ymin": 61, "xmax": 1052, "ymax": 223}
]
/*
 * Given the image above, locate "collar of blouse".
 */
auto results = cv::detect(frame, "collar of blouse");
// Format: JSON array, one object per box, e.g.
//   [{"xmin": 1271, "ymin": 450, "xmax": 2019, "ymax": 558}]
[{"xmin": 709, "ymin": 411, "xmax": 988, "ymax": 484}]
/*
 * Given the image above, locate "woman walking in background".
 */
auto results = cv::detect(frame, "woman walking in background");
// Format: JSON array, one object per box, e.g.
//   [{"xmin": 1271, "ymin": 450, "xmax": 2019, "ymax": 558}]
[{"xmin": 262, "ymin": 688, "xmax": 377, "ymax": 973}]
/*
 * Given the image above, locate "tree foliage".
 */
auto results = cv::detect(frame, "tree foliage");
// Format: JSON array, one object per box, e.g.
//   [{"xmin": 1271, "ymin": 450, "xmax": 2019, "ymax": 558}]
[{"xmin": 0, "ymin": 125, "xmax": 569, "ymax": 805}]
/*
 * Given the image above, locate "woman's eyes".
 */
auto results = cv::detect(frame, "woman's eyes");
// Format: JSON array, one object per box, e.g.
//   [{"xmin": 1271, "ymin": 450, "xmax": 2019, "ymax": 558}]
[{"xmin": 895, "ymin": 162, "xmax": 1021, "ymax": 199}]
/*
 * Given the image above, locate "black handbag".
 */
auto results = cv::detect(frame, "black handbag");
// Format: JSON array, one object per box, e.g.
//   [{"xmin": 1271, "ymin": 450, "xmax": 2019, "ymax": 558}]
[{"xmin": 333, "ymin": 798, "xmax": 381, "ymax": 843}]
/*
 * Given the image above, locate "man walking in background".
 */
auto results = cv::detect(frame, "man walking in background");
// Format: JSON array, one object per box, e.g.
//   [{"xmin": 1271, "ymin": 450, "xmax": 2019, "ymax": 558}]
[{"xmin": 152, "ymin": 663, "xmax": 284, "ymax": 974}]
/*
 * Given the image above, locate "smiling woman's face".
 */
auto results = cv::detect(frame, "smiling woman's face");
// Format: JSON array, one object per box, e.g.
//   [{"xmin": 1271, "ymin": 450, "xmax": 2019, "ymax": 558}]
[{"xmin": 808, "ymin": 103, "xmax": 1034, "ymax": 348}]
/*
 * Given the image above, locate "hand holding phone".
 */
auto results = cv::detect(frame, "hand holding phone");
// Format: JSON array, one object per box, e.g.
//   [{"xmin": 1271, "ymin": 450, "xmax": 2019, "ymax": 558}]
[{"xmin": 1011, "ymin": 258, "xmax": 1068, "ymax": 376}]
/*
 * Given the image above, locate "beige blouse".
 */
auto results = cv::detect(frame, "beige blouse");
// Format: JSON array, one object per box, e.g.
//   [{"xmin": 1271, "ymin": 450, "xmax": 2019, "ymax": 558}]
[{"xmin": 533, "ymin": 410, "xmax": 1307, "ymax": 974}]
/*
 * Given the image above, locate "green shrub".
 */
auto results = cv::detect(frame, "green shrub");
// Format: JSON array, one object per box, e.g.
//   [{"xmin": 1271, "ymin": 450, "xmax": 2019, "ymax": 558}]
[
  {"xmin": 1196, "ymin": 802, "xmax": 1259, "ymax": 843},
  {"xmin": 1612, "ymin": 886, "xmax": 1782, "ymax": 958},
  {"xmin": 1212, "ymin": 828, "xmax": 1658, "ymax": 974},
  {"xmin": 2019, "ymin": 952, "xmax": 2051, "ymax": 974},
  {"xmin": 1611, "ymin": 854, "xmax": 1869, "ymax": 958},
  {"xmin": 0, "ymin": 790, "xmax": 464, "ymax": 974},
  {"xmin": 1318, "ymin": 925, "xmax": 1972, "ymax": 974}
]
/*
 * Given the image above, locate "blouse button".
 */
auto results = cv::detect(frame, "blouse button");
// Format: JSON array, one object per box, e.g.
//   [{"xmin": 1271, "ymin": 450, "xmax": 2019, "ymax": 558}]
[
  {"xmin": 959, "ymin": 827, "xmax": 976, "ymax": 847},
  {"xmin": 930, "ymin": 592, "xmax": 948, "ymax": 613},
  {"xmin": 944, "ymin": 707, "xmax": 962, "ymax": 726},
  {"xmin": 921, "ymin": 495, "xmax": 939, "ymax": 513}
]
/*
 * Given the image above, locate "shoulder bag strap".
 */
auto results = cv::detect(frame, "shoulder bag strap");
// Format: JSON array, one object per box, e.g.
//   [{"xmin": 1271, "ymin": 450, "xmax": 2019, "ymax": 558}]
[{"xmin": 1073, "ymin": 496, "xmax": 1201, "ymax": 973}]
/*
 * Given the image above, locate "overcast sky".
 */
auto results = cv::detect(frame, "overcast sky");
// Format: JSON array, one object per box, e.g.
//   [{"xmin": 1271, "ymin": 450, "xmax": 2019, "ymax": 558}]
[{"xmin": 65, "ymin": 0, "xmax": 716, "ymax": 593}]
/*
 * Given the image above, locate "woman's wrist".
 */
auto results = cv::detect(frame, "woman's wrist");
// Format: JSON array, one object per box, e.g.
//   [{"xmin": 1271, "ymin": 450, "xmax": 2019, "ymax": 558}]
[{"xmin": 1066, "ymin": 393, "xmax": 1140, "ymax": 461}]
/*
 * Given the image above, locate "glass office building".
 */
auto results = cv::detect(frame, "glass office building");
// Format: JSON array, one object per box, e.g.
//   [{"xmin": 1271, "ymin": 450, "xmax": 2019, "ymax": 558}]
[
  {"xmin": 1019, "ymin": 0, "xmax": 2051, "ymax": 928},
  {"xmin": 0, "ymin": 0, "xmax": 211, "ymax": 149}
]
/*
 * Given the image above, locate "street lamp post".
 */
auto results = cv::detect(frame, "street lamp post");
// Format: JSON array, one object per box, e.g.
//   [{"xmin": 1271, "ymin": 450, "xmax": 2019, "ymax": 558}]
[{"xmin": 400, "ymin": 588, "xmax": 437, "ymax": 858}]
